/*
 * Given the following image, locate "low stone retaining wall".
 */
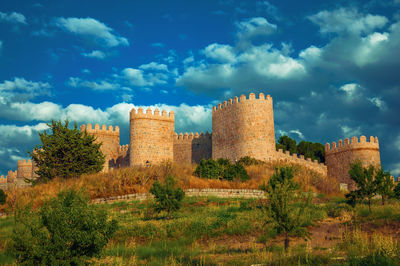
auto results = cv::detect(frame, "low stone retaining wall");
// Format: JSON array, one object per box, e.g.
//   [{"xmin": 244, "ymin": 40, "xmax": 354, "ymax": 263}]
[{"xmin": 92, "ymin": 188, "xmax": 266, "ymax": 204}]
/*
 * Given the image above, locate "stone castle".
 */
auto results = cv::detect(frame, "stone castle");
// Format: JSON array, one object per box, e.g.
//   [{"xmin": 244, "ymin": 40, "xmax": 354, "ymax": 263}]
[{"xmin": 2, "ymin": 92, "xmax": 381, "ymax": 190}]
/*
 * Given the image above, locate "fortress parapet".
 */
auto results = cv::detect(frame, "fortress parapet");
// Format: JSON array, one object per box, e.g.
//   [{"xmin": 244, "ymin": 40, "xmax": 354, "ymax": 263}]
[
  {"xmin": 325, "ymin": 136, "xmax": 381, "ymax": 190},
  {"xmin": 130, "ymin": 108, "xmax": 175, "ymax": 166},
  {"xmin": 274, "ymin": 149, "xmax": 327, "ymax": 176},
  {"xmin": 173, "ymin": 132, "xmax": 212, "ymax": 164},
  {"xmin": 212, "ymin": 92, "xmax": 275, "ymax": 162},
  {"xmin": 130, "ymin": 108, "xmax": 174, "ymax": 122},
  {"xmin": 80, "ymin": 123, "xmax": 120, "ymax": 172},
  {"xmin": 0, "ymin": 175, "xmax": 6, "ymax": 184}
]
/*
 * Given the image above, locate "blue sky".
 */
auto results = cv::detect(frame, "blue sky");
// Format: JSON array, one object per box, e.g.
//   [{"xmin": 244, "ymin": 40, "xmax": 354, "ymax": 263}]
[{"xmin": 0, "ymin": 0, "xmax": 400, "ymax": 176}]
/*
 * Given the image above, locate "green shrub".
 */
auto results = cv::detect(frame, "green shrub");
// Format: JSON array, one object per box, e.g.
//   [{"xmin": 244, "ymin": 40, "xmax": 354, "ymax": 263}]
[
  {"xmin": 237, "ymin": 156, "xmax": 262, "ymax": 166},
  {"xmin": 149, "ymin": 175, "xmax": 185, "ymax": 219},
  {"xmin": 11, "ymin": 189, "xmax": 117, "ymax": 265},
  {"xmin": 194, "ymin": 159, "xmax": 223, "ymax": 179},
  {"xmin": 0, "ymin": 189, "xmax": 6, "ymax": 205},
  {"xmin": 223, "ymin": 163, "xmax": 250, "ymax": 181},
  {"xmin": 194, "ymin": 158, "xmax": 250, "ymax": 181}
]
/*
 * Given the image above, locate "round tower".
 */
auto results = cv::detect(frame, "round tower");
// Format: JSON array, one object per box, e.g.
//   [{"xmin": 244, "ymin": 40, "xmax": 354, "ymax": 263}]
[
  {"xmin": 325, "ymin": 135, "xmax": 381, "ymax": 190},
  {"xmin": 212, "ymin": 92, "xmax": 275, "ymax": 161},
  {"xmin": 129, "ymin": 108, "xmax": 175, "ymax": 166},
  {"xmin": 17, "ymin": 159, "xmax": 33, "ymax": 179}
]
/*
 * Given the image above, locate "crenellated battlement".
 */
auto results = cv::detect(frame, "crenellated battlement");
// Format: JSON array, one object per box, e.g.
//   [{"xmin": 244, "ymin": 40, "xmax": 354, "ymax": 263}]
[
  {"xmin": 174, "ymin": 131, "xmax": 212, "ymax": 141},
  {"xmin": 212, "ymin": 92, "xmax": 272, "ymax": 113},
  {"xmin": 275, "ymin": 149, "xmax": 326, "ymax": 167},
  {"xmin": 119, "ymin": 144, "xmax": 129, "ymax": 153},
  {"xmin": 80, "ymin": 124, "xmax": 119, "ymax": 135},
  {"xmin": 0, "ymin": 175, "xmax": 6, "ymax": 184},
  {"xmin": 17, "ymin": 159, "xmax": 32, "ymax": 166},
  {"xmin": 130, "ymin": 108, "xmax": 174, "ymax": 122},
  {"xmin": 325, "ymin": 136, "xmax": 379, "ymax": 153}
]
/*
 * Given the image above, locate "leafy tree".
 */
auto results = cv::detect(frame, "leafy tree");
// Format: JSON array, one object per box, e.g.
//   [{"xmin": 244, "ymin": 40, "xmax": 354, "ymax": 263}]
[
  {"xmin": 29, "ymin": 120, "xmax": 105, "ymax": 183},
  {"xmin": 149, "ymin": 175, "xmax": 185, "ymax": 219},
  {"xmin": 374, "ymin": 168, "xmax": 394, "ymax": 205},
  {"xmin": 265, "ymin": 166, "xmax": 311, "ymax": 250},
  {"xmin": 11, "ymin": 189, "xmax": 117, "ymax": 265},
  {"xmin": 276, "ymin": 136, "xmax": 297, "ymax": 154},
  {"xmin": 347, "ymin": 161, "xmax": 376, "ymax": 212},
  {"xmin": 297, "ymin": 141, "xmax": 325, "ymax": 163},
  {"xmin": 0, "ymin": 189, "xmax": 6, "ymax": 205}
]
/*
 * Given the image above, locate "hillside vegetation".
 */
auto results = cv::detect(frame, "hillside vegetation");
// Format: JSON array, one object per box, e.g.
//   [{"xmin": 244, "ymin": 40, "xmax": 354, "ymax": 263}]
[{"xmin": 1, "ymin": 161, "xmax": 337, "ymax": 213}]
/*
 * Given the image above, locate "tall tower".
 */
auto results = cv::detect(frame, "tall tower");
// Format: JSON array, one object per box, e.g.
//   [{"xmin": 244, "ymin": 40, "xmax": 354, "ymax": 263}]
[
  {"xmin": 80, "ymin": 124, "xmax": 120, "ymax": 172},
  {"xmin": 212, "ymin": 92, "xmax": 275, "ymax": 161},
  {"xmin": 325, "ymin": 136, "xmax": 381, "ymax": 190},
  {"xmin": 129, "ymin": 108, "xmax": 175, "ymax": 166}
]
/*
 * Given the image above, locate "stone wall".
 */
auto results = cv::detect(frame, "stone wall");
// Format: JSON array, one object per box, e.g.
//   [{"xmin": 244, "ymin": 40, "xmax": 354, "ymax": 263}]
[
  {"xmin": 114, "ymin": 144, "xmax": 130, "ymax": 169},
  {"xmin": 0, "ymin": 175, "xmax": 6, "ymax": 184},
  {"xmin": 80, "ymin": 124, "xmax": 120, "ymax": 172},
  {"xmin": 212, "ymin": 93, "xmax": 275, "ymax": 161},
  {"xmin": 130, "ymin": 108, "xmax": 175, "ymax": 166},
  {"xmin": 92, "ymin": 188, "xmax": 266, "ymax": 203},
  {"xmin": 173, "ymin": 132, "xmax": 212, "ymax": 164},
  {"xmin": 325, "ymin": 136, "xmax": 381, "ymax": 190},
  {"xmin": 273, "ymin": 149, "xmax": 328, "ymax": 176}
]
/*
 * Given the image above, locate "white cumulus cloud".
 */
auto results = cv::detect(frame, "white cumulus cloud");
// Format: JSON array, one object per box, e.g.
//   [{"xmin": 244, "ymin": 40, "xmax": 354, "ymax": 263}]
[
  {"xmin": 308, "ymin": 8, "xmax": 388, "ymax": 35},
  {"xmin": 82, "ymin": 50, "xmax": 107, "ymax": 59},
  {"xmin": 54, "ymin": 17, "xmax": 129, "ymax": 47},
  {"xmin": 0, "ymin": 11, "xmax": 27, "ymax": 24}
]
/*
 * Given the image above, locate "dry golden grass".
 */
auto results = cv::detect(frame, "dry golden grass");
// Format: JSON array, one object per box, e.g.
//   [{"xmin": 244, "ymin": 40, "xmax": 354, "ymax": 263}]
[{"xmin": 1, "ymin": 160, "xmax": 339, "ymax": 212}]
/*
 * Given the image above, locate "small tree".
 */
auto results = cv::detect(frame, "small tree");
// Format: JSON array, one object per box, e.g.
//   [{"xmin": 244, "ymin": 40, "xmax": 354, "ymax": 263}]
[
  {"xmin": 394, "ymin": 182, "xmax": 400, "ymax": 201},
  {"xmin": 29, "ymin": 120, "xmax": 105, "ymax": 183},
  {"xmin": 149, "ymin": 175, "xmax": 185, "ymax": 219},
  {"xmin": 265, "ymin": 166, "xmax": 311, "ymax": 250},
  {"xmin": 347, "ymin": 161, "xmax": 376, "ymax": 212},
  {"xmin": 374, "ymin": 168, "xmax": 394, "ymax": 205},
  {"xmin": 12, "ymin": 189, "xmax": 117, "ymax": 265},
  {"xmin": 0, "ymin": 189, "xmax": 6, "ymax": 205}
]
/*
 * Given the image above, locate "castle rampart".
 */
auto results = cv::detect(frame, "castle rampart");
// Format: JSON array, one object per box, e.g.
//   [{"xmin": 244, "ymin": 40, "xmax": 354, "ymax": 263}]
[
  {"xmin": 80, "ymin": 123, "xmax": 120, "ymax": 172},
  {"xmin": 0, "ymin": 175, "xmax": 6, "ymax": 184},
  {"xmin": 173, "ymin": 132, "xmax": 212, "ymax": 164},
  {"xmin": 130, "ymin": 108, "xmax": 175, "ymax": 166},
  {"xmin": 212, "ymin": 93, "xmax": 275, "ymax": 162},
  {"xmin": 6, "ymin": 170, "xmax": 17, "ymax": 183},
  {"xmin": 325, "ymin": 136, "xmax": 381, "ymax": 190},
  {"xmin": 273, "ymin": 149, "xmax": 328, "ymax": 176}
]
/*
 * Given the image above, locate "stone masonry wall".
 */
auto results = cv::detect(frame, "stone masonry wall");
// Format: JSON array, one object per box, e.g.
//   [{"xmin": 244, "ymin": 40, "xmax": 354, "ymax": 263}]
[
  {"xmin": 130, "ymin": 108, "xmax": 175, "ymax": 166},
  {"xmin": 173, "ymin": 132, "xmax": 212, "ymax": 164},
  {"xmin": 325, "ymin": 136, "xmax": 381, "ymax": 190},
  {"xmin": 212, "ymin": 93, "xmax": 275, "ymax": 162},
  {"xmin": 80, "ymin": 124, "xmax": 120, "ymax": 172},
  {"xmin": 273, "ymin": 149, "xmax": 328, "ymax": 176},
  {"xmin": 114, "ymin": 144, "xmax": 130, "ymax": 169}
]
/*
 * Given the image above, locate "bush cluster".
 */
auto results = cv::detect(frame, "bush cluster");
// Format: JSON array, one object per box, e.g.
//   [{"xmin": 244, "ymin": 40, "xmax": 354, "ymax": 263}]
[{"xmin": 194, "ymin": 158, "xmax": 250, "ymax": 181}]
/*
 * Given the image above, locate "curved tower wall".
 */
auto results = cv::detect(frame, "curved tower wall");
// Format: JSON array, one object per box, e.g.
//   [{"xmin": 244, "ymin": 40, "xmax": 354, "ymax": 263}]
[
  {"xmin": 80, "ymin": 124, "xmax": 120, "ymax": 172},
  {"xmin": 17, "ymin": 159, "xmax": 33, "ymax": 179},
  {"xmin": 212, "ymin": 92, "xmax": 275, "ymax": 161},
  {"xmin": 129, "ymin": 108, "xmax": 174, "ymax": 166},
  {"xmin": 325, "ymin": 136, "xmax": 381, "ymax": 190}
]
